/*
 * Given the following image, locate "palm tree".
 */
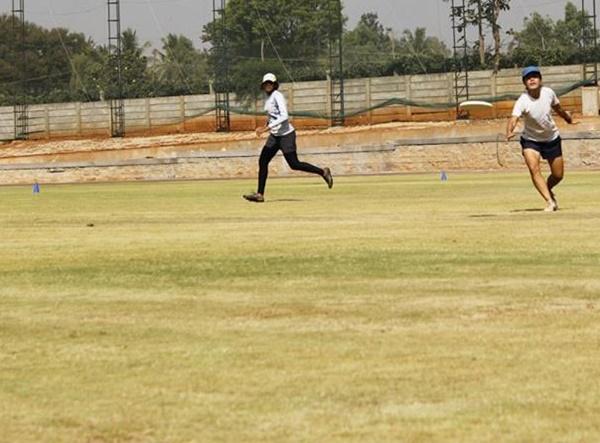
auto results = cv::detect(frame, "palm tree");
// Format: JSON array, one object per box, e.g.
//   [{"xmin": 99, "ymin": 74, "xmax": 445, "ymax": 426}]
[{"xmin": 399, "ymin": 28, "xmax": 449, "ymax": 74}]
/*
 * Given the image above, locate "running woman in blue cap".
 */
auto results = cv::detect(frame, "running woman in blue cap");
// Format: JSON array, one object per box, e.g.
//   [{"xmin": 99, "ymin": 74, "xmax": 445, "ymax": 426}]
[
  {"xmin": 506, "ymin": 66, "xmax": 574, "ymax": 212},
  {"xmin": 243, "ymin": 73, "xmax": 333, "ymax": 203}
]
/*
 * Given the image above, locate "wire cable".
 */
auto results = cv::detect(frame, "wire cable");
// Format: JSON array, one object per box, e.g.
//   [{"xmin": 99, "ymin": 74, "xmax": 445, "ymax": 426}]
[
  {"xmin": 251, "ymin": 2, "xmax": 297, "ymax": 85},
  {"xmin": 143, "ymin": 0, "xmax": 195, "ymax": 94},
  {"xmin": 48, "ymin": 1, "xmax": 94, "ymax": 101}
]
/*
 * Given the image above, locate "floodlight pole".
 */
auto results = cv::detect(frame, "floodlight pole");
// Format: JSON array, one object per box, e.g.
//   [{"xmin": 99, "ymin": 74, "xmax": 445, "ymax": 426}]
[
  {"xmin": 451, "ymin": 0, "xmax": 470, "ymax": 117},
  {"xmin": 108, "ymin": 0, "xmax": 125, "ymax": 137},
  {"xmin": 328, "ymin": 0, "xmax": 345, "ymax": 126},
  {"xmin": 582, "ymin": 0, "xmax": 598, "ymax": 84},
  {"xmin": 212, "ymin": 0, "xmax": 231, "ymax": 132},
  {"xmin": 12, "ymin": 0, "xmax": 28, "ymax": 140}
]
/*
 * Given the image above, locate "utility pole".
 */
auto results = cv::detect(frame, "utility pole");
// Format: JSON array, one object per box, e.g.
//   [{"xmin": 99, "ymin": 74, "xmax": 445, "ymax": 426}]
[
  {"xmin": 12, "ymin": 0, "xmax": 28, "ymax": 140},
  {"xmin": 212, "ymin": 0, "xmax": 231, "ymax": 132},
  {"xmin": 108, "ymin": 0, "xmax": 125, "ymax": 137},
  {"xmin": 582, "ymin": 0, "xmax": 598, "ymax": 84},
  {"xmin": 328, "ymin": 0, "xmax": 345, "ymax": 126}
]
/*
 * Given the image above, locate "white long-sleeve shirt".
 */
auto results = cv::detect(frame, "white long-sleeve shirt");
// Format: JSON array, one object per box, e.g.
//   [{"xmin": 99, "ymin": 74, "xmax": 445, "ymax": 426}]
[{"xmin": 264, "ymin": 90, "xmax": 295, "ymax": 136}]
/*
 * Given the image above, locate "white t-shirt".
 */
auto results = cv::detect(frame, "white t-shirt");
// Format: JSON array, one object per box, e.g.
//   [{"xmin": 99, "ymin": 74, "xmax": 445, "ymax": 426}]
[
  {"xmin": 264, "ymin": 90, "xmax": 294, "ymax": 137},
  {"xmin": 512, "ymin": 86, "xmax": 560, "ymax": 142}
]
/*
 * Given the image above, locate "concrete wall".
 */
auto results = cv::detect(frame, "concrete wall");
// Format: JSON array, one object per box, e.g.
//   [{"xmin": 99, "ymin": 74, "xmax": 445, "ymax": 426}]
[{"xmin": 0, "ymin": 64, "xmax": 589, "ymax": 141}]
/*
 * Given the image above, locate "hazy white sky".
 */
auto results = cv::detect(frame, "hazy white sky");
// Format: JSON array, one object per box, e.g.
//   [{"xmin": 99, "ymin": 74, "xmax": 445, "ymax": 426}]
[{"xmin": 2, "ymin": 0, "xmax": 575, "ymax": 50}]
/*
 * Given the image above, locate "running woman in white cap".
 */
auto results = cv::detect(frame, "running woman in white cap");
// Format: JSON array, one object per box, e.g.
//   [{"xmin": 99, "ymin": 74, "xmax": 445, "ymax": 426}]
[
  {"xmin": 243, "ymin": 73, "xmax": 333, "ymax": 203},
  {"xmin": 506, "ymin": 66, "xmax": 574, "ymax": 212}
]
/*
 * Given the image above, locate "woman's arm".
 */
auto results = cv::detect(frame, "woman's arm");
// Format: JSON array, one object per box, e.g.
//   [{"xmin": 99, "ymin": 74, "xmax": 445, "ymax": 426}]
[
  {"xmin": 552, "ymin": 103, "xmax": 574, "ymax": 124},
  {"xmin": 256, "ymin": 119, "xmax": 270, "ymax": 136},
  {"xmin": 506, "ymin": 116, "xmax": 520, "ymax": 141}
]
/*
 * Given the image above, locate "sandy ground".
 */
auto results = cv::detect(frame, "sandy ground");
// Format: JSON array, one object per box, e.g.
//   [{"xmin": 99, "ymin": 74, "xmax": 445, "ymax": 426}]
[
  {"xmin": 1, "ymin": 118, "xmax": 598, "ymax": 162},
  {"xmin": 0, "ymin": 121, "xmax": 489, "ymax": 158}
]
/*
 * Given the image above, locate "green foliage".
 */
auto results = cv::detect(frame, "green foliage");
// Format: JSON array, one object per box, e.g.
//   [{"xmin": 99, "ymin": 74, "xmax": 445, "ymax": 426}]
[
  {"xmin": 204, "ymin": 4, "xmax": 453, "ymax": 100},
  {"xmin": 343, "ymin": 13, "xmax": 393, "ymax": 77},
  {"xmin": 68, "ymin": 47, "xmax": 107, "ymax": 102},
  {"xmin": 508, "ymin": 2, "xmax": 598, "ymax": 66},
  {"xmin": 0, "ymin": 15, "xmax": 210, "ymax": 105},
  {"xmin": 228, "ymin": 59, "xmax": 294, "ymax": 106},
  {"xmin": 149, "ymin": 34, "xmax": 210, "ymax": 97},
  {"xmin": 104, "ymin": 29, "xmax": 151, "ymax": 100},
  {"xmin": 443, "ymin": 0, "xmax": 511, "ymax": 71},
  {"xmin": 396, "ymin": 28, "xmax": 451, "ymax": 74},
  {"xmin": 2, "ymin": 0, "xmax": 600, "ymax": 107},
  {"xmin": 203, "ymin": 0, "xmax": 333, "ymax": 102},
  {"xmin": 345, "ymin": 12, "xmax": 391, "ymax": 51},
  {"xmin": 0, "ymin": 14, "xmax": 94, "ymax": 105}
]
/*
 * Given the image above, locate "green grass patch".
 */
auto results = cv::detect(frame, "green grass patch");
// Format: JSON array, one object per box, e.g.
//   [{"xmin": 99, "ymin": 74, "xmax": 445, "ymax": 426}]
[{"xmin": 1, "ymin": 172, "xmax": 600, "ymax": 442}]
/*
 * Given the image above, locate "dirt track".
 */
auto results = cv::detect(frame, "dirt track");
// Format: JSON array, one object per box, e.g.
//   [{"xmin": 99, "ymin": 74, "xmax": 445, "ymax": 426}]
[
  {"xmin": 0, "ymin": 119, "xmax": 555, "ymax": 162},
  {"xmin": 1, "ymin": 117, "xmax": 599, "ymax": 185}
]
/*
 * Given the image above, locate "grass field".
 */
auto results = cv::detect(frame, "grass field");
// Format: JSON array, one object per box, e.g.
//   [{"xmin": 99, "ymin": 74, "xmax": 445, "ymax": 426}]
[{"xmin": 1, "ymin": 171, "xmax": 600, "ymax": 442}]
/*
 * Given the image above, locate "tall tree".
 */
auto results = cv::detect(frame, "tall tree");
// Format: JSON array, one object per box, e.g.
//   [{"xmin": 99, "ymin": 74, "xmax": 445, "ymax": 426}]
[
  {"xmin": 508, "ymin": 2, "xmax": 597, "ymax": 66},
  {"xmin": 69, "ymin": 48, "xmax": 106, "ymax": 102},
  {"xmin": 397, "ymin": 28, "xmax": 450, "ymax": 74},
  {"xmin": 343, "ymin": 12, "xmax": 394, "ymax": 77},
  {"xmin": 105, "ymin": 29, "xmax": 151, "ymax": 99},
  {"xmin": 0, "ymin": 14, "xmax": 96, "ymax": 105},
  {"xmin": 444, "ymin": 0, "xmax": 487, "ymax": 66},
  {"xmin": 510, "ymin": 12, "xmax": 555, "ymax": 52},
  {"xmin": 468, "ymin": 0, "xmax": 486, "ymax": 66},
  {"xmin": 482, "ymin": 0, "xmax": 511, "ymax": 72},
  {"xmin": 444, "ymin": 0, "xmax": 510, "ymax": 70},
  {"xmin": 344, "ymin": 12, "xmax": 391, "ymax": 51},
  {"xmin": 202, "ymin": 0, "xmax": 335, "ymax": 101},
  {"xmin": 150, "ymin": 34, "xmax": 209, "ymax": 96},
  {"xmin": 554, "ymin": 2, "xmax": 596, "ymax": 52}
]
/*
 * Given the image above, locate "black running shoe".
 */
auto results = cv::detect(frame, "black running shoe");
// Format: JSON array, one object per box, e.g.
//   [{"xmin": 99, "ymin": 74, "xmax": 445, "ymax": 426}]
[
  {"xmin": 243, "ymin": 192, "xmax": 265, "ymax": 203},
  {"xmin": 323, "ymin": 167, "xmax": 333, "ymax": 189}
]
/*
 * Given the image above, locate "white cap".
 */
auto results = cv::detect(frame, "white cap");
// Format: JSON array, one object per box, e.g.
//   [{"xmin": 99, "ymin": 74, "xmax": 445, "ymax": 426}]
[{"xmin": 262, "ymin": 73, "xmax": 277, "ymax": 84}]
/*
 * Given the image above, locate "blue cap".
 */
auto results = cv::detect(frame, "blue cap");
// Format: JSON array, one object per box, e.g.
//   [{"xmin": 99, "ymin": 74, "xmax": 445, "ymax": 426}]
[{"xmin": 522, "ymin": 66, "xmax": 542, "ymax": 79}]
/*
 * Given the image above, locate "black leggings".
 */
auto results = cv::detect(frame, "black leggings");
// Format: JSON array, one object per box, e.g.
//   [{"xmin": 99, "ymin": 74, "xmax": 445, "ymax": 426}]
[{"xmin": 258, "ymin": 133, "xmax": 324, "ymax": 194}]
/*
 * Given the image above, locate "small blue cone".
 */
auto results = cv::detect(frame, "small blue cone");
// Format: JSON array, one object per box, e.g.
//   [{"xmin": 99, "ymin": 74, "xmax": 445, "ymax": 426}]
[
  {"xmin": 32, "ymin": 182, "xmax": 40, "ymax": 195},
  {"xmin": 440, "ymin": 171, "xmax": 448, "ymax": 182}
]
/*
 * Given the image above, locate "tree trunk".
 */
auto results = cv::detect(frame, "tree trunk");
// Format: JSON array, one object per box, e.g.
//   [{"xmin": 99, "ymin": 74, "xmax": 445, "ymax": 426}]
[
  {"xmin": 477, "ymin": 0, "xmax": 485, "ymax": 66},
  {"xmin": 492, "ymin": 0, "xmax": 501, "ymax": 73}
]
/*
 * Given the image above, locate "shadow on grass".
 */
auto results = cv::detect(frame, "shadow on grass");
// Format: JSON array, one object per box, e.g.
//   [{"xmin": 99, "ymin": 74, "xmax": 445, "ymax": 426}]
[
  {"xmin": 470, "ymin": 207, "xmax": 564, "ymax": 217},
  {"xmin": 510, "ymin": 208, "xmax": 546, "ymax": 213},
  {"xmin": 268, "ymin": 198, "xmax": 305, "ymax": 203}
]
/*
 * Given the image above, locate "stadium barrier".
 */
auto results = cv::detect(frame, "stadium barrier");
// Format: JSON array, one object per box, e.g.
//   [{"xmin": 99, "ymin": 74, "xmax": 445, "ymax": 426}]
[{"xmin": 0, "ymin": 64, "xmax": 592, "ymax": 141}]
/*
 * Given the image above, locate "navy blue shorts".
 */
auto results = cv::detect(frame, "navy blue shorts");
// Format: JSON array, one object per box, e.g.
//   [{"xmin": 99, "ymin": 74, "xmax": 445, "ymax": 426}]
[{"xmin": 520, "ymin": 136, "xmax": 563, "ymax": 160}]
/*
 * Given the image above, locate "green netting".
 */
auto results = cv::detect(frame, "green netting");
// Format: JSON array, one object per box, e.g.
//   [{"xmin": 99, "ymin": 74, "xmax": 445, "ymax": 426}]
[
  {"xmin": 2, "ymin": 79, "xmax": 592, "ymax": 141},
  {"xmin": 201, "ymin": 79, "xmax": 595, "ymax": 120}
]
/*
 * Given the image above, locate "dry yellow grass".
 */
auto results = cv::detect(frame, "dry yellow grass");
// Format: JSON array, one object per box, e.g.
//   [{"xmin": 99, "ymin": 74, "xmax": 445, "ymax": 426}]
[{"xmin": 1, "ymin": 172, "xmax": 600, "ymax": 442}]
